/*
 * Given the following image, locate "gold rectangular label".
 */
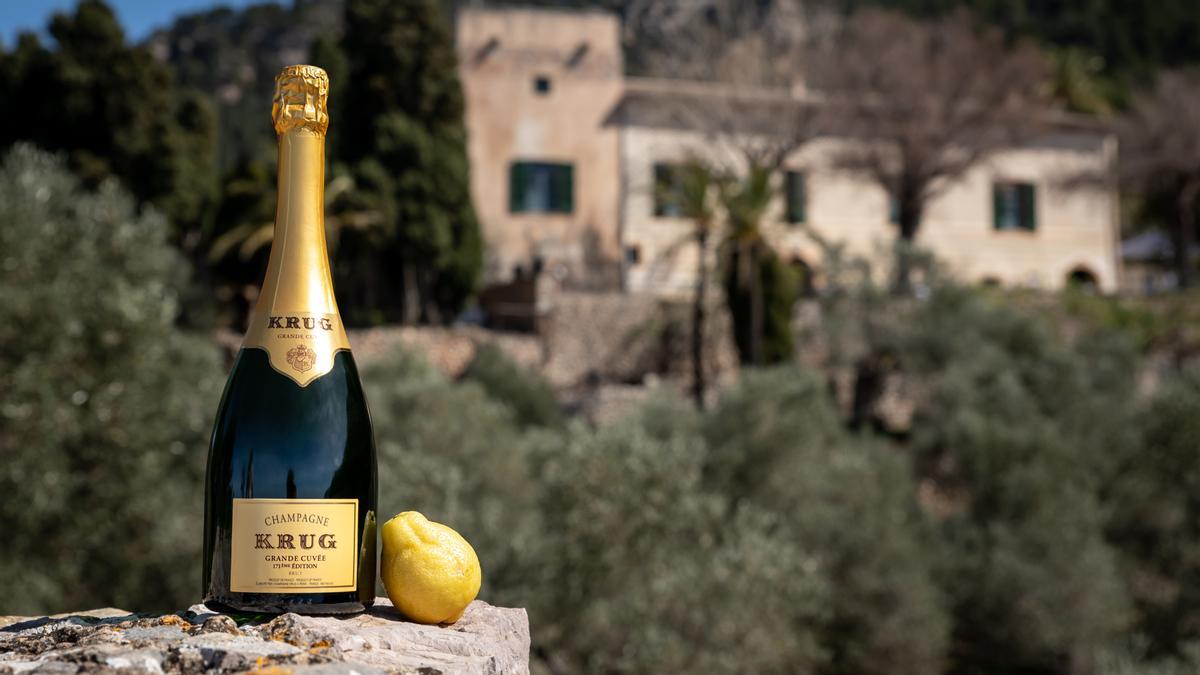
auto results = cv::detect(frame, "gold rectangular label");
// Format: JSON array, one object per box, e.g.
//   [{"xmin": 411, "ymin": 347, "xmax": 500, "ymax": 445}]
[{"xmin": 230, "ymin": 498, "xmax": 358, "ymax": 593}]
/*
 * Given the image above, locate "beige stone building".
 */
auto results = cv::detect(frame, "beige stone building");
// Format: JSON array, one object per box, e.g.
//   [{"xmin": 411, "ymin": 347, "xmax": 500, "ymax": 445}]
[
  {"xmin": 457, "ymin": 7, "xmax": 624, "ymax": 289},
  {"xmin": 456, "ymin": 6, "xmax": 1122, "ymax": 297}
]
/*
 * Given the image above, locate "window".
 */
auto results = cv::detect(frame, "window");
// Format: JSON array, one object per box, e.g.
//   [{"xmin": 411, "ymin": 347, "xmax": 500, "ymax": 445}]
[
  {"xmin": 533, "ymin": 76, "xmax": 552, "ymax": 95},
  {"xmin": 654, "ymin": 163, "xmax": 687, "ymax": 217},
  {"xmin": 888, "ymin": 192, "xmax": 900, "ymax": 224},
  {"xmin": 624, "ymin": 245, "xmax": 641, "ymax": 265},
  {"xmin": 993, "ymin": 182, "xmax": 1036, "ymax": 231},
  {"xmin": 509, "ymin": 162, "xmax": 573, "ymax": 214},
  {"xmin": 785, "ymin": 170, "xmax": 806, "ymax": 224}
]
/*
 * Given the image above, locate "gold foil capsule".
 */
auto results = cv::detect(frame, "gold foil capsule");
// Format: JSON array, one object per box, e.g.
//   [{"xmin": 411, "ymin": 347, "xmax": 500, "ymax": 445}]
[{"xmin": 272, "ymin": 64, "xmax": 330, "ymax": 135}]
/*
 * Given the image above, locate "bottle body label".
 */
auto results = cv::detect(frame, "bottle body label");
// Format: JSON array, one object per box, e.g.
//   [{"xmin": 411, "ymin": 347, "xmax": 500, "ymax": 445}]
[
  {"xmin": 229, "ymin": 498, "xmax": 359, "ymax": 593},
  {"xmin": 243, "ymin": 312, "xmax": 351, "ymax": 387}
]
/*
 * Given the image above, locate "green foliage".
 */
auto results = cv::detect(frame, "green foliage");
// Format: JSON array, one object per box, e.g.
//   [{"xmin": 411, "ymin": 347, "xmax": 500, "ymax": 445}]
[
  {"xmin": 362, "ymin": 350, "xmax": 538, "ymax": 600},
  {"xmin": 524, "ymin": 419, "xmax": 829, "ymax": 674},
  {"xmin": 720, "ymin": 165, "xmax": 797, "ymax": 366},
  {"xmin": 362, "ymin": 351, "xmax": 833, "ymax": 674},
  {"xmin": 460, "ymin": 343, "xmax": 565, "ymax": 430},
  {"xmin": 1047, "ymin": 47, "xmax": 1116, "ymax": 115},
  {"xmin": 819, "ymin": 262, "xmax": 1140, "ymax": 671},
  {"xmin": 361, "ymin": 348, "xmax": 947, "ymax": 674},
  {"xmin": 655, "ymin": 159, "xmax": 717, "ymax": 226},
  {"xmin": 1098, "ymin": 642, "xmax": 1200, "ymax": 675},
  {"xmin": 0, "ymin": 146, "xmax": 223, "ymax": 615},
  {"xmin": 332, "ymin": 0, "xmax": 483, "ymax": 324},
  {"xmin": 141, "ymin": 0, "xmax": 482, "ymax": 327},
  {"xmin": 1106, "ymin": 369, "xmax": 1200, "ymax": 656},
  {"xmin": 837, "ymin": 0, "xmax": 1200, "ymax": 104},
  {"xmin": 309, "ymin": 34, "xmax": 350, "ymax": 163},
  {"xmin": 155, "ymin": 0, "xmax": 342, "ymax": 170},
  {"xmin": 723, "ymin": 246, "xmax": 798, "ymax": 365},
  {"xmin": 704, "ymin": 368, "xmax": 950, "ymax": 675},
  {"xmin": 0, "ymin": 0, "xmax": 217, "ymax": 234},
  {"xmin": 1056, "ymin": 287, "xmax": 1167, "ymax": 352}
]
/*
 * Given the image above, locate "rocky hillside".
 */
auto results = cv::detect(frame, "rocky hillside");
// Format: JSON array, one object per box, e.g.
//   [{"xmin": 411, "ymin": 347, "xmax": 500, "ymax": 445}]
[{"xmin": 144, "ymin": 0, "xmax": 343, "ymax": 169}]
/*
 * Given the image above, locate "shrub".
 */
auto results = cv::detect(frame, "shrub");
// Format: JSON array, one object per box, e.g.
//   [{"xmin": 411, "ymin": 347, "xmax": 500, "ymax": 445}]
[
  {"xmin": 819, "ymin": 268, "xmax": 1139, "ymax": 671},
  {"xmin": 459, "ymin": 342, "xmax": 564, "ymax": 429},
  {"xmin": 0, "ymin": 145, "xmax": 223, "ymax": 614},
  {"xmin": 724, "ymin": 246, "xmax": 797, "ymax": 366},
  {"xmin": 1097, "ymin": 641, "xmax": 1200, "ymax": 675},
  {"xmin": 704, "ymin": 367, "xmax": 950, "ymax": 675},
  {"xmin": 1106, "ymin": 369, "xmax": 1200, "ymax": 656},
  {"xmin": 362, "ymin": 349, "xmax": 539, "ymax": 602},
  {"xmin": 363, "ymin": 357, "xmax": 835, "ymax": 673},
  {"xmin": 809, "ymin": 251, "xmax": 1151, "ymax": 671},
  {"xmin": 523, "ymin": 420, "xmax": 829, "ymax": 674},
  {"xmin": 907, "ymin": 292, "xmax": 1135, "ymax": 671}
]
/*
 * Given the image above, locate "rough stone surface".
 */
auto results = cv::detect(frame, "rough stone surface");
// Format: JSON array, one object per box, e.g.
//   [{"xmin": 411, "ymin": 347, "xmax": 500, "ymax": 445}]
[{"xmin": 0, "ymin": 598, "xmax": 529, "ymax": 675}]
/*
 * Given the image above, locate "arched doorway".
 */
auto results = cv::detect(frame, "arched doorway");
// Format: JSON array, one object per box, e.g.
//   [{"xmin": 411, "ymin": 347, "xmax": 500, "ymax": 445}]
[{"xmin": 1066, "ymin": 266, "xmax": 1099, "ymax": 293}]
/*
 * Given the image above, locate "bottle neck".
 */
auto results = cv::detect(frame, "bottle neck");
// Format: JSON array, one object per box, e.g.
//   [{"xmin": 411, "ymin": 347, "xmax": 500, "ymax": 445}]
[
  {"xmin": 242, "ymin": 127, "xmax": 352, "ymax": 386},
  {"xmin": 256, "ymin": 128, "xmax": 338, "ymax": 317}
]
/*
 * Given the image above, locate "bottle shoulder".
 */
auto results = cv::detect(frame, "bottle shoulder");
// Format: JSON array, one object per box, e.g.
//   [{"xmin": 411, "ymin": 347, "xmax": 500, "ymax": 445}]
[
  {"xmin": 227, "ymin": 347, "xmax": 365, "ymax": 392},
  {"xmin": 210, "ymin": 348, "xmax": 374, "ymax": 455}
]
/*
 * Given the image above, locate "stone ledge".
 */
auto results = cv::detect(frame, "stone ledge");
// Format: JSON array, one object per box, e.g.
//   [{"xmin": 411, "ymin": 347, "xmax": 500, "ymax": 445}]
[{"xmin": 0, "ymin": 598, "xmax": 529, "ymax": 675}]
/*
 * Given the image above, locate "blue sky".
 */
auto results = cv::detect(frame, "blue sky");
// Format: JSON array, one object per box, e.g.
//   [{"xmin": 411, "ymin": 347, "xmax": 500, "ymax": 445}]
[{"xmin": 1, "ymin": 0, "xmax": 264, "ymax": 46}]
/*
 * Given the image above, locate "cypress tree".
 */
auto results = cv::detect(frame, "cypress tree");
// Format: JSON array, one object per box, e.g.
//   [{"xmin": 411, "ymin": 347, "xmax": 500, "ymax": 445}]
[
  {"xmin": 333, "ymin": 0, "xmax": 483, "ymax": 324},
  {"xmin": 0, "ymin": 0, "xmax": 217, "ymax": 239}
]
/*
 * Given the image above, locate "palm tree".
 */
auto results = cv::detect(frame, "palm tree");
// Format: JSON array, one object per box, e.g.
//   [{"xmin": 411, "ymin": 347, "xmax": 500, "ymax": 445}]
[
  {"xmin": 208, "ymin": 173, "xmax": 382, "ymax": 263},
  {"xmin": 656, "ymin": 158, "xmax": 718, "ymax": 408},
  {"xmin": 719, "ymin": 164, "xmax": 777, "ymax": 366}
]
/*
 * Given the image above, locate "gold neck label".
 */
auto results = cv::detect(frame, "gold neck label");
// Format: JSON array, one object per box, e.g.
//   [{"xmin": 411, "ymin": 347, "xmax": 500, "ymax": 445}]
[
  {"xmin": 244, "ymin": 121, "xmax": 347, "ymax": 387},
  {"xmin": 243, "ymin": 311, "xmax": 351, "ymax": 387}
]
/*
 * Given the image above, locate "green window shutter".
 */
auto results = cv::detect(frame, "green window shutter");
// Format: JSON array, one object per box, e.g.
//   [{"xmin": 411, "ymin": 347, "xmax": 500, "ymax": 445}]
[
  {"xmin": 559, "ymin": 164, "xmax": 574, "ymax": 214},
  {"xmin": 547, "ymin": 164, "xmax": 561, "ymax": 212},
  {"xmin": 993, "ymin": 184, "xmax": 1004, "ymax": 230},
  {"xmin": 786, "ymin": 171, "xmax": 806, "ymax": 224},
  {"xmin": 510, "ymin": 163, "xmax": 527, "ymax": 213},
  {"xmin": 797, "ymin": 173, "xmax": 806, "ymax": 224},
  {"xmin": 654, "ymin": 164, "xmax": 669, "ymax": 216},
  {"xmin": 1019, "ymin": 183, "xmax": 1036, "ymax": 230}
]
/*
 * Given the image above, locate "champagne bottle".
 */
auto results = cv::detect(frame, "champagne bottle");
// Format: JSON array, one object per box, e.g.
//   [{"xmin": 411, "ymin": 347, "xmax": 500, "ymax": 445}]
[{"xmin": 203, "ymin": 65, "xmax": 377, "ymax": 615}]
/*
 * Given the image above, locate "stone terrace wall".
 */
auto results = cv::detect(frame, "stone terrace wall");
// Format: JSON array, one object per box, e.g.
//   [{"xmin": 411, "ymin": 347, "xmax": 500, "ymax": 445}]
[
  {"xmin": 341, "ymin": 291, "xmax": 738, "ymax": 391},
  {"xmin": 217, "ymin": 291, "xmax": 741, "ymax": 421},
  {"xmin": 0, "ymin": 598, "xmax": 529, "ymax": 674}
]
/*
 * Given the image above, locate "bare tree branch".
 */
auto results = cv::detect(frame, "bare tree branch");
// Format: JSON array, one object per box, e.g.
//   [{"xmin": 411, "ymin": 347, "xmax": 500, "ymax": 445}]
[
  {"xmin": 636, "ymin": 0, "xmax": 826, "ymax": 171},
  {"xmin": 814, "ymin": 8, "xmax": 1050, "ymax": 265},
  {"xmin": 1119, "ymin": 70, "xmax": 1200, "ymax": 287}
]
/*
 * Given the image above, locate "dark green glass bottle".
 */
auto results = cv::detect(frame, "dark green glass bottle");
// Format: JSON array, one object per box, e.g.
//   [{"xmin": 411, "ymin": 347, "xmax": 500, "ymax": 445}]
[{"xmin": 203, "ymin": 65, "xmax": 377, "ymax": 615}]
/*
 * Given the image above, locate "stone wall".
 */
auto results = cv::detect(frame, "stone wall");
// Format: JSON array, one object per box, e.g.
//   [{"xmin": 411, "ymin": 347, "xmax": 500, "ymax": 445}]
[
  {"xmin": 347, "ymin": 291, "xmax": 739, "ymax": 391},
  {"xmin": 0, "ymin": 598, "xmax": 529, "ymax": 675}
]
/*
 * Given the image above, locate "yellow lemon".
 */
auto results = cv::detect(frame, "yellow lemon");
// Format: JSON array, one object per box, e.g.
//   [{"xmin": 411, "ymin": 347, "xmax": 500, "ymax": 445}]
[{"xmin": 380, "ymin": 511, "xmax": 482, "ymax": 624}]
